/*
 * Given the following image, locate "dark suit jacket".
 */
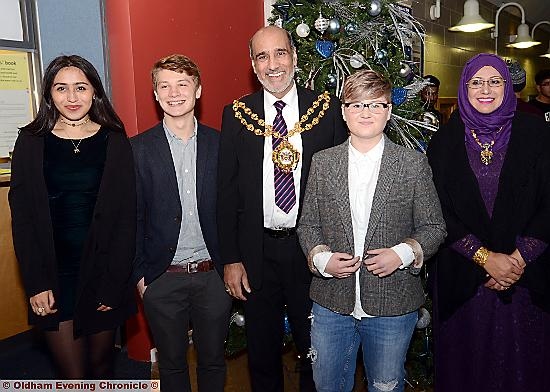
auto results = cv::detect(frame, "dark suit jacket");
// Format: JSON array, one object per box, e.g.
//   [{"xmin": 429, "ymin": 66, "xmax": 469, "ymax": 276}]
[
  {"xmin": 9, "ymin": 128, "xmax": 137, "ymax": 336},
  {"xmin": 298, "ymin": 137, "xmax": 446, "ymax": 316},
  {"xmin": 131, "ymin": 122, "xmax": 221, "ymax": 285},
  {"xmin": 217, "ymin": 86, "xmax": 348, "ymax": 289},
  {"xmin": 427, "ymin": 111, "xmax": 550, "ymax": 321}
]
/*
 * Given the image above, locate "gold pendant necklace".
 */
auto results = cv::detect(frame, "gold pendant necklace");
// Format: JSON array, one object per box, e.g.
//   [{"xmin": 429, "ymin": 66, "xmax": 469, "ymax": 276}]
[
  {"xmin": 272, "ymin": 138, "xmax": 300, "ymax": 173},
  {"xmin": 232, "ymin": 92, "xmax": 331, "ymax": 171},
  {"xmin": 470, "ymin": 130, "xmax": 494, "ymax": 165}
]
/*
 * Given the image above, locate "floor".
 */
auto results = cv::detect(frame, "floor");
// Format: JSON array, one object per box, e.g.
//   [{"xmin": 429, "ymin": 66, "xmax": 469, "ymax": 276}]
[
  {"xmin": 176, "ymin": 344, "xmax": 433, "ymax": 391},
  {"xmin": 0, "ymin": 335, "xmax": 432, "ymax": 391},
  {"xmin": 158, "ymin": 346, "xmax": 303, "ymax": 392}
]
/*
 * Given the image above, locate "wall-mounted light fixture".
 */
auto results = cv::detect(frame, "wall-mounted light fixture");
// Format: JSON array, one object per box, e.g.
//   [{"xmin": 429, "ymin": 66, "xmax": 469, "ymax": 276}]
[
  {"xmin": 430, "ymin": 0, "xmax": 441, "ymax": 20},
  {"xmin": 449, "ymin": 0, "xmax": 494, "ymax": 32},
  {"xmin": 492, "ymin": 2, "xmax": 540, "ymax": 54},
  {"xmin": 531, "ymin": 21, "xmax": 550, "ymax": 59},
  {"xmin": 540, "ymin": 45, "xmax": 550, "ymax": 59}
]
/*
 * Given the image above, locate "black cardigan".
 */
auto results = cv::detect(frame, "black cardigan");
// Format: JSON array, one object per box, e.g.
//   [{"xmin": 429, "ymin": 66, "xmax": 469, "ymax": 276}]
[
  {"xmin": 9, "ymin": 128, "xmax": 137, "ymax": 336},
  {"xmin": 427, "ymin": 111, "xmax": 550, "ymax": 321}
]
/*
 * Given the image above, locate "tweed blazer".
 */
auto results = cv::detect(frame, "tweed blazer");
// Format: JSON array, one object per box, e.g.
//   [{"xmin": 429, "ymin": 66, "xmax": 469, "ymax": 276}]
[{"xmin": 298, "ymin": 137, "xmax": 446, "ymax": 316}]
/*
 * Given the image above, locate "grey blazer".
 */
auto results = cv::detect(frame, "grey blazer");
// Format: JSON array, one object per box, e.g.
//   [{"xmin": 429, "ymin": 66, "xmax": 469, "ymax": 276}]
[{"xmin": 297, "ymin": 137, "xmax": 446, "ymax": 316}]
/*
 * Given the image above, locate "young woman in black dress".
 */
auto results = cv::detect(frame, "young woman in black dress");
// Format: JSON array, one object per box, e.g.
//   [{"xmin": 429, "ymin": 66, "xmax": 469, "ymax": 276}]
[{"xmin": 9, "ymin": 55, "xmax": 136, "ymax": 378}]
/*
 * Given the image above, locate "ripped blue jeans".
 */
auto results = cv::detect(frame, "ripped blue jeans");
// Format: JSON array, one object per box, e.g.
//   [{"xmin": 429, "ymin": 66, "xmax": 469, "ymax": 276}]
[{"xmin": 310, "ymin": 302, "xmax": 417, "ymax": 392}]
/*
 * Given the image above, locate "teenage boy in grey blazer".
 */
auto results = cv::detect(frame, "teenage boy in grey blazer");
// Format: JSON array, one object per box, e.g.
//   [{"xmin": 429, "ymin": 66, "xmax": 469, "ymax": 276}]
[{"xmin": 298, "ymin": 69, "xmax": 446, "ymax": 392}]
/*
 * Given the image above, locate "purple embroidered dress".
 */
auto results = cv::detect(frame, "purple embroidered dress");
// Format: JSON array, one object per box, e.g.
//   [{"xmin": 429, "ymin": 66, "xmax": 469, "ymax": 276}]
[{"xmin": 429, "ymin": 54, "xmax": 550, "ymax": 392}]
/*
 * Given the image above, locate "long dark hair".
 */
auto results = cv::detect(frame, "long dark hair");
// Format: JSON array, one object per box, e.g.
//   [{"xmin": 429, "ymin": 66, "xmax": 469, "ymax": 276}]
[{"xmin": 21, "ymin": 55, "xmax": 125, "ymax": 135}]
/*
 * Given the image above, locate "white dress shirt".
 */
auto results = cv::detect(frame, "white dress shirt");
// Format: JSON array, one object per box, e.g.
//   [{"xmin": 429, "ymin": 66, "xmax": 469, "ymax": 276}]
[
  {"xmin": 262, "ymin": 84, "xmax": 303, "ymax": 228},
  {"xmin": 313, "ymin": 137, "xmax": 414, "ymax": 318}
]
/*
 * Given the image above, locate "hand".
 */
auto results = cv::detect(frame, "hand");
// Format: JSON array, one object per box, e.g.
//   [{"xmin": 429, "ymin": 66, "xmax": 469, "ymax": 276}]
[
  {"xmin": 97, "ymin": 304, "xmax": 113, "ymax": 312},
  {"xmin": 30, "ymin": 290, "xmax": 57, "ymax": 316},
  {"xmin": 484, "ymin": 277, "xmax": 509, "ymax": 291},
  {"xmin": 224, "ymin": 262, "xmax": 251, "ymax": 301},
  {"xmin": 510, "ymin": 249, "xmax": 526, "ymax": 269},
  {"xmin": 137, "ymin": 277, "xmax": 147, "ymax": 299},
  {"xmin": 364, "ymin": 248, "xmax": 402, "ymax": 278},
  {"xmin": 484, "ymin": 252, "xmax": 524, "ymax": 287},
  {"xmin": 324, "ymin": 253, "xmax": 360, "ymax": 279}
]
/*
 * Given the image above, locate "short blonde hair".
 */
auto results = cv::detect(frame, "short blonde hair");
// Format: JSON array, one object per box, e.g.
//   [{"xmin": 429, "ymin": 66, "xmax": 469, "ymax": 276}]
[
  {"xmin": 341, "ymin": 69, "xmax": 391, "ymax": 103},
  {"xmin": 151, "ymin": 54, "xmax": 201, "ymax": 89}
]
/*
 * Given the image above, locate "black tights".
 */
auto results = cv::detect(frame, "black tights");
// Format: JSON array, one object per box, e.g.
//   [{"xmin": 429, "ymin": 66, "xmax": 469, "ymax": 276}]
[{"xmin": 44, "ymin": 320, "xmax": 116, "ymax": 379}]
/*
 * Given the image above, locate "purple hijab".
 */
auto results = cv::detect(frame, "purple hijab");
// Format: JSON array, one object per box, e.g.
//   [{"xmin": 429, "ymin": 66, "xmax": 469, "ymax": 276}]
[{"xmin": 458, "ymin": 53, "xmax": 516, "ymax": 149}]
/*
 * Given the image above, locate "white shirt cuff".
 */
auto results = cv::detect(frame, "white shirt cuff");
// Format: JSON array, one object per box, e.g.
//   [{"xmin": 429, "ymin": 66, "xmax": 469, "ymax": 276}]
[
  {"xmin": 313, "ymin": 251, "xmax": 334, "ymax": 277},
  {"xmin": 392, "ymin": 243, "xmax": 415, "ymax": 269}
]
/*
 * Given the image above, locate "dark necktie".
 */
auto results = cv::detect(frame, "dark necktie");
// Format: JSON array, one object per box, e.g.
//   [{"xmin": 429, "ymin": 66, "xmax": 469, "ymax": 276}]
[{"xmin": 272, "ymin": 100, "xmax": 296, "ymax": 214}]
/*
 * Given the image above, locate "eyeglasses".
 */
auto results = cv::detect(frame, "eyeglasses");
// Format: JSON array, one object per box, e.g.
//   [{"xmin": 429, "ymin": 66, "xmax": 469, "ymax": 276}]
[
  {"xmin": 343, "ymin": 102, "xmax": 391, "ymax": 114},
  {"xmin": 466, "ymin": 77, "xmax": 506, "ymax": 89}
]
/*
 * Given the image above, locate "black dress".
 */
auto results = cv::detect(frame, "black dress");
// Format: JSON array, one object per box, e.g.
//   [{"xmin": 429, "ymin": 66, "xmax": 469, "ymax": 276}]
[{"xmin": 44, "ymin": 127, "xmax": 108, "ymax": 321}]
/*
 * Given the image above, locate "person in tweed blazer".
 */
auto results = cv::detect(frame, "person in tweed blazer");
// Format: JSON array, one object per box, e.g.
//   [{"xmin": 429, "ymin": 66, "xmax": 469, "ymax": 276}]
[{"xmin": 297, "ymin": 70, "xmax": 446, "ymax": 392}]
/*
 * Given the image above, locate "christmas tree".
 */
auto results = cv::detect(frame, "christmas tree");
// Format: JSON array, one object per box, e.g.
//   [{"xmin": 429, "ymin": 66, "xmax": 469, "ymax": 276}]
[
  {"xmin": 225, "ymin": 1, "xmax": 436, "ymax": 388},
  {"xmin": 269, "ymin": 0, "xmax": 438, "ymax": 151}
]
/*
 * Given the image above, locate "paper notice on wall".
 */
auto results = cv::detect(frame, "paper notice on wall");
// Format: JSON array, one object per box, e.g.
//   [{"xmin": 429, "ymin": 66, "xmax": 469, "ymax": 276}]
[{"xmin": 0, "ymin": 51, "xmax": 33, "ymax": 157}]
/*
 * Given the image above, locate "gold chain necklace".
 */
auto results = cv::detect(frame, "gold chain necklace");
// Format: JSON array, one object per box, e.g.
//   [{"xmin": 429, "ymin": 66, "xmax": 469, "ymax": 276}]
[
  {"xmin": 59, "ymin": 116, "xmax": 91, "ymax": 127},
  {"xmin": 232, "ymin": 92, "xmax": 331, "ymax": 172},
  {"xmin": 470, "ymin": 129, "xmax": 495, "ymax": 165}
]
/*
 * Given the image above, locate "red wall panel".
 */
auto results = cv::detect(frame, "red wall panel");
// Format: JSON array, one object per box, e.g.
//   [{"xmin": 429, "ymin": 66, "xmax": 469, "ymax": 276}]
[{"xmin": 106, "ymin": 0, "xmax": 263, "ymax": 136}]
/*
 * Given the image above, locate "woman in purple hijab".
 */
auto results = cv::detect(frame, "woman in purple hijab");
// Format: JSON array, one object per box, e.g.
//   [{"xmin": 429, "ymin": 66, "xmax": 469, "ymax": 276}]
[{"xmin": 427, "ymin": 53, "xmax": 550, "ymax": 391}]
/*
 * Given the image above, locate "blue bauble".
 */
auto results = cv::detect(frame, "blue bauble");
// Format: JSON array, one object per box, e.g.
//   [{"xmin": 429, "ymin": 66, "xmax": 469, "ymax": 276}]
[
  {"xmin": 316, "ymin": 40, "xmax": 335, "ymax": 59},
  {"xmin": 392, "ymin": 87, "xmax": 407, "ymax": 106}
]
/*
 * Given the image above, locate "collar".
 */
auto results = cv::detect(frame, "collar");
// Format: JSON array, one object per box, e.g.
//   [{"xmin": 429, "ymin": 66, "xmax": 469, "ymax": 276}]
[
  {"xmin": 162, "ymin": 117, "xmax": 198, "ymax": 141},
  {"xmin": 263, "ymin": 83, "xmax": 298, "ymax": 110},
  {"xmin": 348, "ymin": 136, "xmax": 385, "ymax": 164}
]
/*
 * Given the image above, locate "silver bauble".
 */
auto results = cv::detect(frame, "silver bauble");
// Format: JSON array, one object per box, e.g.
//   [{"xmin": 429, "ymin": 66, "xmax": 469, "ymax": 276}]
[
  {"xmin": 314, "ymin": 12, "xmax": 329, "ymax": 33},
  {"xmin": 399, "ymin": 63, "xmax": 412, "ymax": 78},
  {"xmin": 327, "ymin": 18, "xmax": 341, "ymax": 34},
  {"xmin": 345, "ymin": 23, "xmax": 357, "ymax": 35},
  {"xmin": 349, "ymin": 53, "xmax": 365, "ymax": 69},
  {"xmin": 326, "ymin": 73, "xmax": 337, "ymax": 88},
  {"xmin": 416, "ymin": 307, "xmax": 431, "ymax": 329},
  {"xmin": 234, "ymin": 313, "xmax": 245, "ymax": 327},
  {"xmin": 296, "ymin": 22, "xmax": 310, "ymax": 38},
  {"xmin": 367, "ymin": 0, "xmax": 382, "ymax": 17},
  {"xmin": 376, "ymin": 48, "xmax": 387, "ymax": 61}
]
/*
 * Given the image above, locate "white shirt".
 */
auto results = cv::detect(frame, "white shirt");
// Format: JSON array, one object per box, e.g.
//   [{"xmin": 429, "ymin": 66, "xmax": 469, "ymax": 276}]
[
  {"xmin": 313, "ymin": 137, "xmax": 415, "ymax": 319},
  {"xmin": 262, "ymin": 84, "xmax": 303, "ymax": 228}
]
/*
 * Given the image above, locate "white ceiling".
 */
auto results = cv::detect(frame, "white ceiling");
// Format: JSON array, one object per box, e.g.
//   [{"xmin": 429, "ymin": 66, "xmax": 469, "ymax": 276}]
[{"xmin": 485, "ymin": 0, "xmax": 550, "ymax": 32}]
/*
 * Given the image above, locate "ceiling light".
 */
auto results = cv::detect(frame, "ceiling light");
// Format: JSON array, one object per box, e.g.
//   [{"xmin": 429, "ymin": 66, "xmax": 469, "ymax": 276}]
[
  {"xmin": 530, "ymin": 21, "xmax": 550, "ymax": 58},
  {"xmin": 492, "ymin": 2, "xmax": 540, "ymax": 54},
  {"xmin": 506, "ymin": 23, "xmax": 541, "ymax": 48},
  {"xmin": 449, "ymin": 0, "xmax": 494, "ymax": 32}
]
